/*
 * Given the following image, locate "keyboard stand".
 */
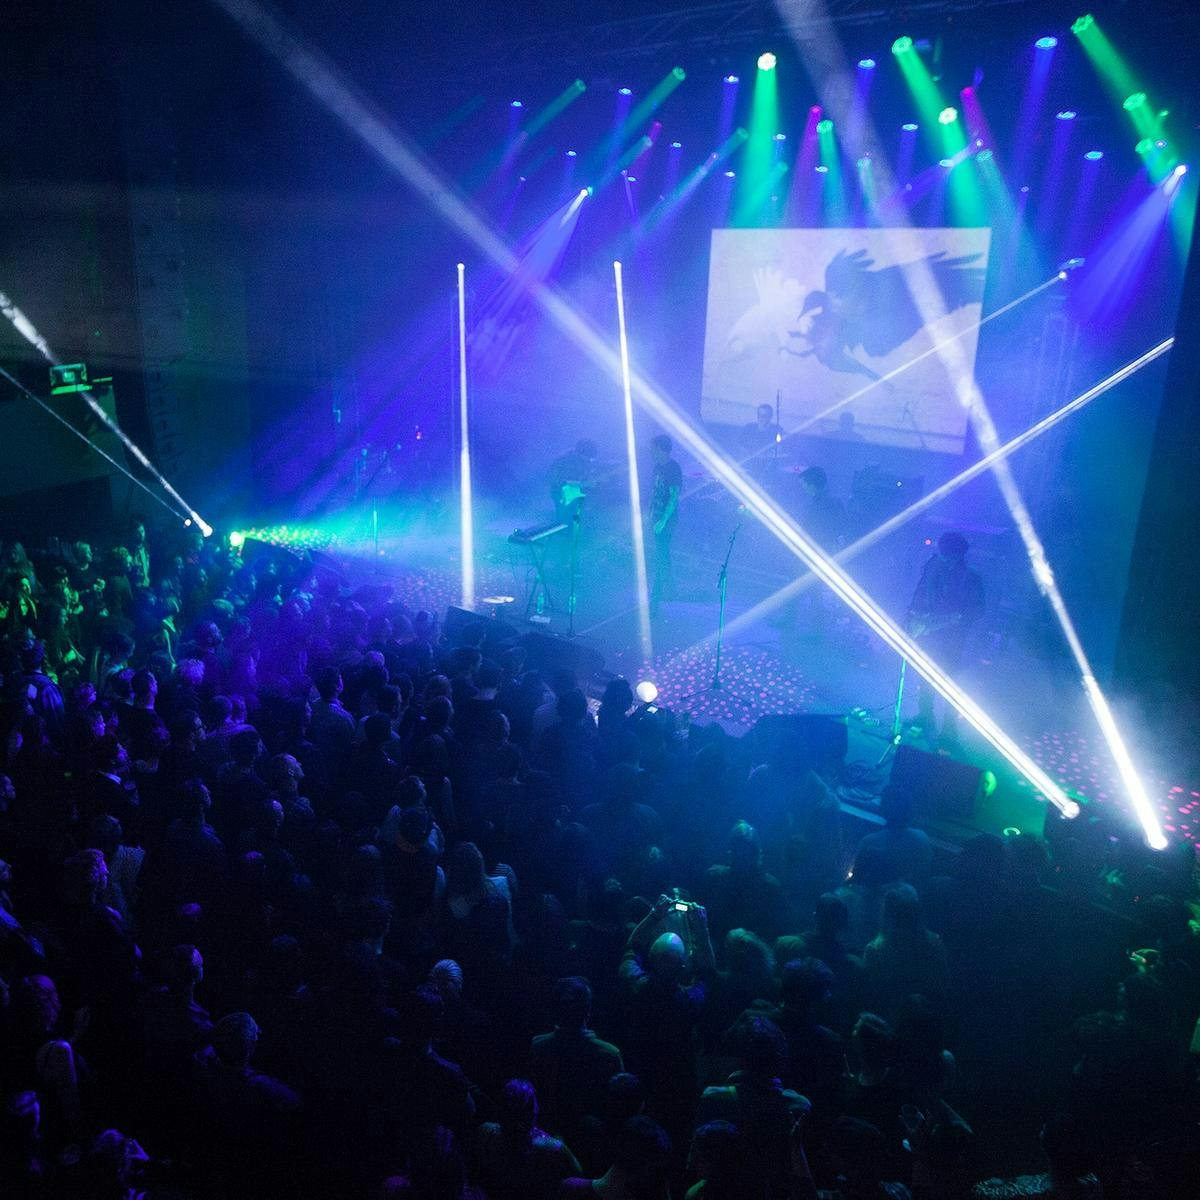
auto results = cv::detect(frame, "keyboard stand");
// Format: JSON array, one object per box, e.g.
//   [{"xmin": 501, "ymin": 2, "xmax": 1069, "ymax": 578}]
[{"xmin": 521, "ymin": 537, "xmax": 557, "ymax": 621}]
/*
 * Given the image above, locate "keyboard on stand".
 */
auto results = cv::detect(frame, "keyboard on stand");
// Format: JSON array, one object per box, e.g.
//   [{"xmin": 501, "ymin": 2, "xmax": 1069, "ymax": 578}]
[{"xmin": 508, "ymin": 522, "xmax": 567, "ymax": 619}]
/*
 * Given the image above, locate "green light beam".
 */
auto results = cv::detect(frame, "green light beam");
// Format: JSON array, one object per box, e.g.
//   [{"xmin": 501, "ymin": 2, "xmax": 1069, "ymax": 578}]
[
  {"xmin": 523, "ymin": 79, "xmax": 587, "ymax": 139},
  {"xmin": 735, "ymin": 58, "xmax": 778, "ymax": 224},
  {"xmin": 818, "ymin": 120, "xmax": 848, "ymax": 225}
]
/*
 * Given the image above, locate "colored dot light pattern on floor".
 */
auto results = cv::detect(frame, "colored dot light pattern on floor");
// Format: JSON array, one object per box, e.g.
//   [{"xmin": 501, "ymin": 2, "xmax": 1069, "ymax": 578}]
[
  {"xmin": 1025, "ymin": 729, "xmax": 1200, "ymax": 847},
  {"xmin": 638, "ymin": 643, "xmax": 821, "ymax": 726}
]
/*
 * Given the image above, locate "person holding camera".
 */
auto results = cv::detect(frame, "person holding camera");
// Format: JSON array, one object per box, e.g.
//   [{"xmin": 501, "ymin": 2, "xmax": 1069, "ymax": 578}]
[{"xmin": 617, "ymin": 894, "xmax": 716, "ymax": 1146}]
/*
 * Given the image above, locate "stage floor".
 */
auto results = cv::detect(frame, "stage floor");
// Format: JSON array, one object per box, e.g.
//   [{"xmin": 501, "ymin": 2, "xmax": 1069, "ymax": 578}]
[{"xmin": 326, "ymin": 506, "xmax": 1200, "ymax": 852}]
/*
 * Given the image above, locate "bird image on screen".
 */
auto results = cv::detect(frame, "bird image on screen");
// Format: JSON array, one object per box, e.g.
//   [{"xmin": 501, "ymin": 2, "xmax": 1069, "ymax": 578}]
[{"xmin": 702, "ymin": 227, "xmax": 992, "ymax": 454}]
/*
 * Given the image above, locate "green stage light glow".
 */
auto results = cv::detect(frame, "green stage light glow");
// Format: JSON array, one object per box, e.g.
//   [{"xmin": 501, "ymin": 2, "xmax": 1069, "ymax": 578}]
[
  {"xmin": 894, "ymin": 38, "xmax": 986, "ymax": 223},
  {"xmin": 1072, "ymin": 18, "xmax": 1172, "ymax": 177},
  {"xmin": 607, "ymin": 68, "xmax": 688, "ymax": 157},
  {"xmin": 816, "ymin": 117, "xmax": 847, "ymax": 224},
  {"xmin": 892, "ymin": 36, "xmax": 913, "ymax": 55},
  {"xmin": 1135, "ymin": 138, "xmax": 1153, "ymax": 154},
  {"xmin": 757, "ymin": 51, "xmax": 777, "ymax": 71},
  {"xmin": 522, "ymin": 78, "xmax": 587, "ymax": 138},
  {"xmin": 735, "ymin": 51, "xmax": 780, "ymax": 224},
  {"xmin": 231, "ymin": 525, "xmax": 335, "ymax": 551},
  {"xmin": 1071, "ymin": 13, "xmax": 1094, "ymax": 34}
]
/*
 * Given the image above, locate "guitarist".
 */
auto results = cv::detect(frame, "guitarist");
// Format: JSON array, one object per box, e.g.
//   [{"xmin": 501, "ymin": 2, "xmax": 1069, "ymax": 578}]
[
  {"xmin": 907, "ymin": 531, "xmax": 984, "ymax": 744},
  {"xmin": 548, "ymin": 439, "xmax": 599, "ymax": 524}
]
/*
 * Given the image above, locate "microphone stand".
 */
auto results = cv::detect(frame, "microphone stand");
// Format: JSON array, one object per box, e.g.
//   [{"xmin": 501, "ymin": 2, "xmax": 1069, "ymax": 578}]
[
  {"xmin": 567, "ymin": 499, "xmax": 582, "ymax": 638},
  {"xmin": 711, "ymin": 515, "xmax": 742, "ymax": 691},
  {"xmin": 875, "ymin": 656, "xmax": 908, "ymax": 768}
]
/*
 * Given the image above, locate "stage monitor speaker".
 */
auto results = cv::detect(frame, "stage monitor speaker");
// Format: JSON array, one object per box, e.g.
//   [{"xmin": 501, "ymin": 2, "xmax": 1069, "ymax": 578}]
[
  {"xmin": 888, "ymin": 744, "xmax": 982, "ymax": 821},
  {"xmin": 518, "ymin": 631, "xmax": 605, "ymax": 684},
  {"xmin": 443, "ymin": 606, "xmax": 520, "ymax": 658},
  {"xmin": 753, "ymin": 713, "xmax": 848, "ymax": 770},
  {"xmin": 306, "ymin": 548, "xmax": 346, "ymax": 588}
]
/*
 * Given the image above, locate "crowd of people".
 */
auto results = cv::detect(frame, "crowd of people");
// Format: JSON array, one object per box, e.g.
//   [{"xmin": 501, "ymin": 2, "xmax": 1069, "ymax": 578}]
[{"xmin": 0, "ymin": 520, "xmax": 1197, "ymax": 1199}]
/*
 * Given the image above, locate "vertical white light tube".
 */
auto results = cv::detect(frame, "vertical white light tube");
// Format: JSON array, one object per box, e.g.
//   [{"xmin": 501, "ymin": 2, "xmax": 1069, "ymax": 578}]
[
  {"xmin": 613, "ymin": 261, "xmax": 653, "ymax": 663},
  {"xmin": 456, "ymin": 262, "xmax": 475, "ymax": 611}
]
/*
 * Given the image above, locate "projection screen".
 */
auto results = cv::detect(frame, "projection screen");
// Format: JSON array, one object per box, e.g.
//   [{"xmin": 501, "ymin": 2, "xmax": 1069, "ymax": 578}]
[{"xmin": 701, "ymin": 227, "xmax": 993, "ymax": 454}]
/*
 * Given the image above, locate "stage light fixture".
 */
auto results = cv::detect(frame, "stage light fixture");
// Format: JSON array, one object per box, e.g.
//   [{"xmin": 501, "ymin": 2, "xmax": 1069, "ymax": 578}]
[
  {"xmin": 773, "ymin": 132, "xmax": 787, "ymax": 141},
  {"xmin": 938, "ymin": 106, "xmax": 958, "ymax": 125},
  {"xmin": 816, "ymin": 118, "xmax": 833, "ymax": 134},
  {"xmin": 1036, "ymin": 36, "xmax": 1058, "ymax": 49},
  {"xmin": 858, "ymin": 57, "xmax": 876, "ymax": 69},
  {"xmin": 635, "ymin": 680, "xmax": 659, "ymax": 704},
  {"xmin": 1174, "ymin": 163, "xmax": 1189, "ymax": 176},
  {"xmin": 229, "ymin": 530, "xmax": 246, "ymax": 549},
  {"xmin": 901, "ymin": 122, "xmax": 918, "ymax": 131},
  {"xmin": 510, "ymin": 100, "xmax": 522, "ymax": 108},
  {"xmin": 1056, "ymin": 110, "xmax": 1077, "ymax": 120},
  {"xmin": 618, "ymin": 86, "xmax": 632, "ymax": 96},
  {"xmin": 723, "ymin": 169, "xmax": 736, "ymax": 177},
  {"xmin": 757, "ymin": 52, "xmax": 777, "ymax": 71},
  {"xmin": 565, "ymin": 149, "xmax": 577, "ymax": 157},
  {"xmin": 672, "ymin": 67, "xmax": 686, "ymax": 80},
  {"xmin": 1135, "ymin": 138, "xmax": 1154, "ymax": 154},
  {"xmin": 1123, "ymin": 91, "xmax": 1147, "ymax": 111},
  {"xmin": 1071, "ymin": 13, "xmax": 1094, "ymax": 34},
  {"xmin": 1084, "ymin": 149, "xmax": 1104, "ymax": 160},
  {"xmin": 670, "ymin": 140, "xmax": 682, "ymax": 148},
  {"xmin": 892, "ymin": 36, "xmax": 913, "ymax": 55},
  {"xmin": 724, "ymin": 74, "xmax": 739, "ymax": 83},
  {"xmin": 814, "ymin": 164, "xmax": 829, "ymax": 173}
]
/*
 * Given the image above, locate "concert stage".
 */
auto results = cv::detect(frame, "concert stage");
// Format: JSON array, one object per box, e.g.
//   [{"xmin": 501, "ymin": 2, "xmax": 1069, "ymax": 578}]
[{"xmin": 327, "ymin": 507, "xmax": 1200, "ymax": 853}]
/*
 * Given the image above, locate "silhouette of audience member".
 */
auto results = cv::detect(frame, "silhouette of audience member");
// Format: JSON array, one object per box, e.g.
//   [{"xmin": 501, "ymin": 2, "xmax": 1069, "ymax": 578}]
[
  {"xmin": 530, "ymin": 976, "xmax": 624, "ymax": 1143},
  {"xmin": 857, "ymin": 786, "xmax": 933, "ymax": 888},
  {"xmin": 701, "ymin": 821, "xmax": 787, "ymax": 944}
]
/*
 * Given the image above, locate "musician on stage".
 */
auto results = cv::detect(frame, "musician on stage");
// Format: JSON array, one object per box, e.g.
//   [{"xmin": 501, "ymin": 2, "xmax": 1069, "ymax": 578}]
[
  {"xmin": 742, "ymin": 403, "xmax": 783, "ymax": 453},
  {"xmin": 907, "ymin": 531, "xmax": 984, "ymax": 744},
  {"xmin": 548, "ymin": 439, "xmax": 599, "ymax": 524},
  {"xmin": 742, "ymin": 403, "xmax": 784, "ymax": 481},
  {"xmin": 648, "ymin": 434, "xmax": 682, "ymax": 616}
]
